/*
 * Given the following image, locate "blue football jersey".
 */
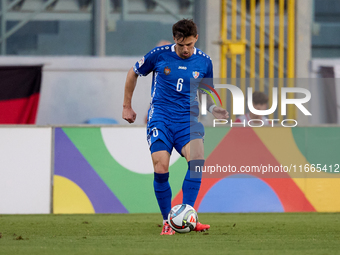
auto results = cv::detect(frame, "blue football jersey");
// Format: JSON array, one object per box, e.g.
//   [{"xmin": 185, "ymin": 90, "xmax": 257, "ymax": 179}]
[{"xmin": 133, "ymin": 44, "xmax": 213, "ymax": 122}]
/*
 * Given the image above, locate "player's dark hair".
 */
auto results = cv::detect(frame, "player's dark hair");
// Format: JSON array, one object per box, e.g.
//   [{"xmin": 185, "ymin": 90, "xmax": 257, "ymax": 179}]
[
  {"xmin": 172, "ymin": 19, "xmax": 198, "ymax": 41},
  {"xmin": 253, "ymin": 91, "xmax": 268, "ymax": 105}
]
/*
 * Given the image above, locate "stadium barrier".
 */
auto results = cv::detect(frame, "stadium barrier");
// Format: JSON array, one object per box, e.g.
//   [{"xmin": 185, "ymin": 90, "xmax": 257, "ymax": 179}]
[
  {"xmin": 0, "ymin": 127, "xmax": 52, "ymax": 214},
  {"xmin": 1, "ymin": 126, "xmax": 340, "ymax": 214}
]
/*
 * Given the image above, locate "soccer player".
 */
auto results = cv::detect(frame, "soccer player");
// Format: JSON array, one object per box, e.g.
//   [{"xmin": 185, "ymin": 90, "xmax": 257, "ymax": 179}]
[{"xmin": 122, "ymin": 19, "xmax": 228, "ymax": 235}]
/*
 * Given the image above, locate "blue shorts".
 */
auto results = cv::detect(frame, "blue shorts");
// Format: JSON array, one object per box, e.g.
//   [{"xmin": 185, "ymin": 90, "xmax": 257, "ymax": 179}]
[{"xmin": 147, "ymin": 119, "xmax": 204, "ymax": 156}]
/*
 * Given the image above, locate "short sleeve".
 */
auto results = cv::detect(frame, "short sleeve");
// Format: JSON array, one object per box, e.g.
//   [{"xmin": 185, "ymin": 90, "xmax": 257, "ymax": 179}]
[
  {"xmin": 205, "ymin": 58, "xmax": 213, "ymax": 79},
  {"xmin": 133, "ymin": 48, "xmax": 159, "ymax": 76},
  {"xmin": 198, "ymin": 58, "xmax": 214, "ymax": 93}
]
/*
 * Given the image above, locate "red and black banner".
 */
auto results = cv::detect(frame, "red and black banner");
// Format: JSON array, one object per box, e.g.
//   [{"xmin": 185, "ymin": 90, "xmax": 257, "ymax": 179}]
[{"xmin": 0, "ymin": 66, "xmax": 42, "ymax": 124}]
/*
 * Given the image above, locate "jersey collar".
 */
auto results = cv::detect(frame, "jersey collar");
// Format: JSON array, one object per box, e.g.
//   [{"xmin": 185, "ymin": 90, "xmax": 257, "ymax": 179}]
[{"xmin": 171, "ymin": 44, "xmax": 197, "ymax": 55}]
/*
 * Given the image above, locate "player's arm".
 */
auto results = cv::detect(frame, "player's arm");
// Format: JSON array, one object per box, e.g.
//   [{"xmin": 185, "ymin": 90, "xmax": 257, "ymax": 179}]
[
  {"xmin": 202, "ymin": 58, "xmax": 229, "ymax": 119},
  {"xmin": 199, "ymin": 91, "xmax": 229, "ymax": 119},
  {"xmin": 122, "ymin": 67, "xmax": 138, "ymax": 123},
  {"xmin": 207, "ymin": 94, "xmax": 229, "ymax": 119},
  {"xmin": 122, "ymin": 48, "xmax": 157, "ymax": 123}
]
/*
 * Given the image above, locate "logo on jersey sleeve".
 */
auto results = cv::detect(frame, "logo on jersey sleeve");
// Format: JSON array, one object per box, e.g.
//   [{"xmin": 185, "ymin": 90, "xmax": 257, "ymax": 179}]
[
  {"xmin": 164, "ymin": 66, "xmax": 171, "ymax": 75},
  {"xmin": 193, "ymin": 71, "xmax": 200, "ymax": 79},
  {"xmin": 138, "ymin": 57, "xmax": 145, "ymax": 68}
]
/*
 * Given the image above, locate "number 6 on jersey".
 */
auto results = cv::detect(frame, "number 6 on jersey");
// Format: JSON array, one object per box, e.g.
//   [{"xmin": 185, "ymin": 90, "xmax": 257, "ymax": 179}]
[{"xmin": 176, "ymin": 78, "xmax": 183, "ymax": 92}]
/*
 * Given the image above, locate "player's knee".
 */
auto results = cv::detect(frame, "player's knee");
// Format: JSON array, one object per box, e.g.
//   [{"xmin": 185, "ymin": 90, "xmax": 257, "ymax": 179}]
[
  {"xmin": 186, "ymin": 148, "xmax": 204, "ymax": 161},
  {"xmin": 152, "ymin": 154, "xmax": 169, "ymax": 173},
  {"xmin": 153, "ymin": 160, "xmax": 169, "ymax": 174},
  {"xmin": 190, "ymin": 152, "xmax": 204, "ymax": 160}
]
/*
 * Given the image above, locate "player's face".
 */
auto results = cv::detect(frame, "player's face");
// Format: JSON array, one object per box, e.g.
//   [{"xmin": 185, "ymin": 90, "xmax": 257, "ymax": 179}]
[{"xmin": 173, "ymin": 35, "xmax": 198, "ymax": 59}]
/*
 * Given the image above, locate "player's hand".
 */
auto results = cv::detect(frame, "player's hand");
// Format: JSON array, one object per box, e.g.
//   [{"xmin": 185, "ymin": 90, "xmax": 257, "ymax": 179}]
[
  {"xmin": 212, "ymin": 106, "xmax": 229, "ymax": 119},
  {"xmin": 122, "ymin": 107, "xmax": 136, "ymax": 123}
]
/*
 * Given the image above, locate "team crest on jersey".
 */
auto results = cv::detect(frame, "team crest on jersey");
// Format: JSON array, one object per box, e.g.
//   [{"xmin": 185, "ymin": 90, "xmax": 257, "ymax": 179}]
[
  {"xmin": 138, "ymin": 57, "xmax": 144, "ymax": 68},
  {"xmin": 164, "ymin": 66, "xmax": 171, "ymax": 75},
  {"xmin": 193, "ymin": 71, "xmax": 200, "ymax": 79}
]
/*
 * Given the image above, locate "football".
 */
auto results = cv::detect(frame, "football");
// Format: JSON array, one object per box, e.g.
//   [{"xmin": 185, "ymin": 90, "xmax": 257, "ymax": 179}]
[{"xmin": 168, "ymin": 204, "xmax": 198, "ymax": 233}]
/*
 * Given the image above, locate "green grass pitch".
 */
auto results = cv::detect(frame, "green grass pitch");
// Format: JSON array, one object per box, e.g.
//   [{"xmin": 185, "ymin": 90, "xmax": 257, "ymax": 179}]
[{"xmin": 0, "ymin": 213, "xmax": 340, "ymax": 255}]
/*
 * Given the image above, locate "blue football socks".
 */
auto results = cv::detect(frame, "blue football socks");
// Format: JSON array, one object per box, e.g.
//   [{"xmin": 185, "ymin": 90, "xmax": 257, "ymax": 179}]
[
  {"xmin": 154, "ymin": 172, "xmax": 172, "ymax": 220},
  {"xmin": 182, "ymin": 160, "xmax": 204, "ymax": 207}
]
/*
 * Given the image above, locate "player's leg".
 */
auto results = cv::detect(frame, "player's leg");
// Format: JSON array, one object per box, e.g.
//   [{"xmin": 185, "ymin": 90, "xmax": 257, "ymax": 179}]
[
  {"xmin": 151, "ymin": 145, "xmax": 172, "ymax": 221},
  {"xmin": 151, "ymin": 144, "xmax": 175, "ymax": 235},
  {"xmin": 148, "ymin": 120, "xmax": 175, "ymax": 235},
  {"xmin": 181, "ymin": 139, "xmax": 210, "ymax": 231},
  {"xmin": 174, "ymin": 121, "xmax": 205, "ymax": 208},
  {"xmin": 181, "ymin": 138, "xmax": 204, "ymax": 207},
  {"xmin": 174, "ymin": 121, "xmax": 210, "ymax": 232}
]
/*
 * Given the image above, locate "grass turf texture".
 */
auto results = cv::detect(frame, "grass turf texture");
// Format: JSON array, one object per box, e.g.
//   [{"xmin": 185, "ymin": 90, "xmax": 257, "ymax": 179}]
[{"xmin": 0, "ymin": 213, "xmax": 339, "ymax": 255}]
